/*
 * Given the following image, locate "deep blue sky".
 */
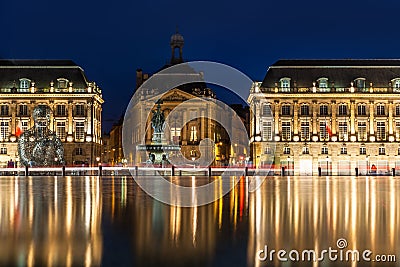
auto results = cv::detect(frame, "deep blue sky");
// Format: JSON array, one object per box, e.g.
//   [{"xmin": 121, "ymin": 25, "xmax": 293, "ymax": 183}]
[{"xmin": 1, "ymin": 0, "xmax": 399, "ymax": 131}]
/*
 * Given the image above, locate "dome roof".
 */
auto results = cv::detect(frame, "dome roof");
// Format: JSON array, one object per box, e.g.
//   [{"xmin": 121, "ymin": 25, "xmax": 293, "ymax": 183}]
[{"xmin": 170, "ymin": 32, "xmax": 184, "ymax": 46}]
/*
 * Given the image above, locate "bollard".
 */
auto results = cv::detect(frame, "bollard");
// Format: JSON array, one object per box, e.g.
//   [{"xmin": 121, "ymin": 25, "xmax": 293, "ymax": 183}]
[
  {"xmin": 355, "ymin": 167, "xmax": 359, "ymax": 176},
  {"xmin": 25, "ymin": 166, "xmax": 28, "ymax": 176},
  {"xmin": 245, "ymin": 167, "xmax": 248, "ymax": 177},
  {"xmin": 318, "ymin": 167, "xmax": 322, "ymax": 177},
  {"xmin": 135, "ymin": 166, "xmax": 138, "ymax": 176},
  {"xmin": 171, "ymin": 165, "xmax": 175, "ymax": 176},
  {"xmin": 98, "ymin": 165, "xmax": 102, "ymax": 176},
  {"xmin": 392, "ymin": 168, "xmax": 395, "ymax": 176},
  {"xmin": 62, "ymin": 166, "xmax": 66, "ymax": 176},
  {"xmin": 208, "ymin": 166, "xmax": 212, "ymax": 177},
  {"xmin": 281, "ymin": 167, "xmax": 285, "ymax": 176}
]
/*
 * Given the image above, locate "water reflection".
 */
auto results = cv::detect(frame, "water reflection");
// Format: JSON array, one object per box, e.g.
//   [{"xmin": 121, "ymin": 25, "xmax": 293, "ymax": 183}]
[
  {"xmin": 248, "ymin": 177, "xmax": 400, "ymax": 267},
  {"xmin": 0, "ymin": 176, "xmax": 102, "ymax": 267},
  {"xmin": 0, "ymin": 176, "xmax": 399, "ymax": 266}
]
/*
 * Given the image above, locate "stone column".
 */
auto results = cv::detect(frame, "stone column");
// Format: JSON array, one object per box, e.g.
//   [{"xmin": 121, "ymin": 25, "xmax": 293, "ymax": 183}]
[
  {"xmin": 350, "ymin": 100, "xmax": 356, "ymax": 136},
  {"xmin": 274, "ymin": 100, "xmax": 280, "ymax": 138},
  {"xmin": 293, "ymin": 101, "xmax": 298, "ymax": 136},
  {"xmin": 68, "ymin": 101, "xmax": 73, "ymax": 135},
  {"xmin": 369, "ymin": 101, "xmax": 375, "ymax": 136},
  {"xmin": 331, "ymin": 101, "xmax": 337, "ymax": 135},
  {"xmin": 388, "ymin": 101, "xmax": 393, "ymax": 136},
  {"xmin": 312, "ymin": 100, "xmax": 317, "ymax": 136}
]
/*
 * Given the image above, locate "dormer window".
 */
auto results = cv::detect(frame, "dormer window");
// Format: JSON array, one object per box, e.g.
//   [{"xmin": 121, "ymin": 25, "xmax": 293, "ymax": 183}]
[
  {"xmin": 354, "ymin": 78, "xmax": 366, "ymax": 92},
  {"xmin": 19, "ymin": 78, "xmax": 31, "ymax": 90},
  {"xmin": 392, "ymin": 78, "xmax": 400, "ymax": 92},
  {"xmin": 57, "ymin": 78, "xmax": 69, "ymax": 89},
  {"xmin": 317, "ymin": 78, "xmax": 329, "ymax": 92},
  {"xmin": 279, "ymin": 78, "xmax": 291, "ymax": 92}
]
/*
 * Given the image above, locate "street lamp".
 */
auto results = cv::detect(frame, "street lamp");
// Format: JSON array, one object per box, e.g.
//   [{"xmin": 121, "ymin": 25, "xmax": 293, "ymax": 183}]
[{"xmin": 96, "ymin": 156, "xmax": 101, "ymax": 166}]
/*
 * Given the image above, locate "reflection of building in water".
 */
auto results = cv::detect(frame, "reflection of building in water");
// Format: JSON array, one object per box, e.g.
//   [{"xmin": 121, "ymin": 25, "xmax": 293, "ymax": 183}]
[
  {"xmin": 247, "ymin": 177, "xmax": 400, "ymax": 266},
  {"xmin": 0, "ymin": 176, "xmax": 102, "ymax": 266},
  {"xmin": 0, "ymin": 60, "xmax": 104, "ymax": 167},
  {"xmin": 249, "ymin": 60, "xmax": 400, "ymax": 175}
]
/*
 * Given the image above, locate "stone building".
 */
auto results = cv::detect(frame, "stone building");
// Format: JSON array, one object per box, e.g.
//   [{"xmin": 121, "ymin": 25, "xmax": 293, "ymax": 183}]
[
  {"xmin": 0, "ymin": 60, "xmax": 104, "ymax": 166},
  {"xmin": 248, "ymin": 59, "xmax": 400, "ymax": 175}
]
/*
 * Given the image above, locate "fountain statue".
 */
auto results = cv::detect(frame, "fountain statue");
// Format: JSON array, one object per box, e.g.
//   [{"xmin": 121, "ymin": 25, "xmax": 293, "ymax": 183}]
[
  {"xmin": 18, "ymin": 105, "xmax": 65, "ymax": 167},
  {"xmin": 137, "ymin": 102, "xmax": 180, "ymax": 165}
]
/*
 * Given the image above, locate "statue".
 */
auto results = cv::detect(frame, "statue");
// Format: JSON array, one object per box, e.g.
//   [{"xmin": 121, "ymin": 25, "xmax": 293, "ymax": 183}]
[
  {"xmin": 18, "ymin": 105, "xmax": 65, "ymax": 167},
  {"xmin": 151, "ymin": 102, "xmax": 165, "ymax": 143}
]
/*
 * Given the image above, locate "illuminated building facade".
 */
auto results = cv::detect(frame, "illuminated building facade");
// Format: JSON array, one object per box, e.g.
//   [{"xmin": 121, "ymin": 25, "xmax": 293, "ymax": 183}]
[
  {"xmin": 126, "ymin": 32, "xmax": 249, "ymax": 166},
  {"xmin": 248, "ymin": 59, "xmax": 400, "ymax": 175},
  {"xmin": 0, "ymin": 60, "xmax": 104, "ymax": 166}
]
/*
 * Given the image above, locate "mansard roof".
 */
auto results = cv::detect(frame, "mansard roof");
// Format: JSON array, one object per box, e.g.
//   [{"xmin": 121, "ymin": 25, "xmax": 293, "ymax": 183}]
[
  {"xmin": 261, "ymin": 59, "xmax": 400, "ymax": 88},
  {"xmin": 0, "ymin": 59, "xmax": 89, "ymax": 89}
]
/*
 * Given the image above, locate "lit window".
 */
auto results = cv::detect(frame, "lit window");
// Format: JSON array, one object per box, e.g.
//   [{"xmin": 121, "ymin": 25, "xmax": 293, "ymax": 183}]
[
  {"xmin": 379, "ymin": 146, "xmax": 386, "ymax": 155},
  {"xmin": 339, "ymin": 122, "xmax": 348, "ymax": 141},
  {"xmin": 320, "ymin": 105, "xmax": 328, "ymax": 116},
  {"xmin": 282, "ymin": 122, "xmax": 291, "ymax": 141},
  {"xmin": 318, "ymin": 78, "xmax": 329, "ymax": 92},
  {"xmin": 377, "ymin": 122, "xmax": 386, "ymax": 141},
  {"xmin": 21, "ymin": 121, "xmax": 28, "ymax": 132},
  {"xmin": 393, "ymin": 79, "xmax": 400, "ymax": 92},
  {"xmin": 19, "ymin": 78, "xmax": 31, "ymax": 90},
  {"xmin": 358, "ymin": 104, "xmax": 366, "ymax": 116},
  {"xmin": 302, "ymin": 146, "xmax": 309, "ymax": 154},
  {"xmin": 75, "ymin": 121, "xmax": 85, "ymax": 140},
  {"xmin": 320, "ymin": 122, "xmax": 328, "ymax": 140},
  {"xmin": 358, "ymin": 122, "xmax": 367, "ymax": 141},
  {"xmin": 264, "ymin": 147, "xmax": 272, "ymax": 154},
  {"xmin": 57, "ymin": 78, "xmax": 68, "ymax": 89},
  {"xmin": 300, "ymin": 105, "xmax": 309, "ymax": 116},
  {"xmin": 338, "ymin": 104, "xmax": 347, "ymax": 116},
  {"xmin": 396, "ymin": 105, "xmax": 400, "ymax": 116},
  {"xmin": 377, "ymin": 104, "xmax": 385, "ymax": 116},
  {"xmin": 190, "ymin": 125, "xmax": 197, "ymax": 142},
  {"xmin": 301, "ymin": 121, "xmax": 310, "ymax": 141},
  {"xmin": 321, "ymin": 147, "xmax": 328, "ymax": 154},
  {"xmin": 281, "ymin": 105, "xmax": 291, "ymax": 116},
  {"xmin": 0, "ymin": 147, "xmax": 6, "ymax": 154},
  {"xmin": 0, "ymin": 122, "xmax": 9, "ymax": 140},
  {"xmin": 283, "ymin": 147, "xmax": 290, "ymax": 154},
  {"xmin": 396, "ymin": 122, "xmax": 400, "ymax": 139},
  {"xmin": 360, "ymin": 147, "xmax": 366, "ymax": 155},
  {"xmin": 355, "ymin": 78, "xmax": 366, "ymax": 91},
  {"xmin": 170, "ymin": 127, "xmax": 181, "ymax": 142},
  {"xmin": 340, "ymin": 146, "xmax": 347, "ymax": 155},
  {"xmin": 262, "ymin": 121, "xmax": 272, "ymax": 141},
  {"xmin": 56, "ymin": 121, "xmax": 66, "ymax": 140},
  {"xmin": 280, "ymin": 78, "xmax": 290, "ymax": 92}
]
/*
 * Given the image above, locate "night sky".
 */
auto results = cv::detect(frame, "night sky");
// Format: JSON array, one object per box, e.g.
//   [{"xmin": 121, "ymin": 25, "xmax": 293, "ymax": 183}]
[{"xmin": 1, "ymin": 0, "xmax": 399, "ymax": 132}]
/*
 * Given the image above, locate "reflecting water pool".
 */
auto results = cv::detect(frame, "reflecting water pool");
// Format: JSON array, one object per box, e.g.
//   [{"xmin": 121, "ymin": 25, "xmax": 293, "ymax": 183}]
[{"xmin": 0, "ymin": 176, "xmax": 399, "ymax": 266}]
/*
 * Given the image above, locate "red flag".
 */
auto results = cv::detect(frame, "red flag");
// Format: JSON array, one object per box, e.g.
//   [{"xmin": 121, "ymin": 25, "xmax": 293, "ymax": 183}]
[
  {"xmin": 15, "ymin": 121, "xmax": 23, "ymax": 137},
  {"xmin": 326, "ymin": 123, "xmax": 332, "ymax": 137}
]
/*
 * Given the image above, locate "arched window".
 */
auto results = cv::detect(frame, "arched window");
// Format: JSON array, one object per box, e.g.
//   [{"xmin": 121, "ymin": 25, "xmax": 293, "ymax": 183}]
[
  {"xmin": 19, "ymin": 78, "xmax": 31, "ymax": 91},
  {"xmin": 392, "ymin": 78, "xmax": 400, "ymax": 92},
  {"xmin": 354, "ymin": 78, "xmax": 366, "ymax": 92},
  {"xmin": 279, "ymin": 78, "xmax": 291, "ymax": 92},
  {"xmin": 57, "ymin": 78, "xmax": 69, "ymax": 89},
  {"xmin": 317, "ymin": 78, "xmax": 329, "ymax": 92}
]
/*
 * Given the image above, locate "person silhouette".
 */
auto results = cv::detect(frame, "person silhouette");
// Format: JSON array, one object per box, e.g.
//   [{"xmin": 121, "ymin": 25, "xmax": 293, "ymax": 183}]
[{"xmin": 18, "ymin": 105, "xmax": 65, "ymax": 167}]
